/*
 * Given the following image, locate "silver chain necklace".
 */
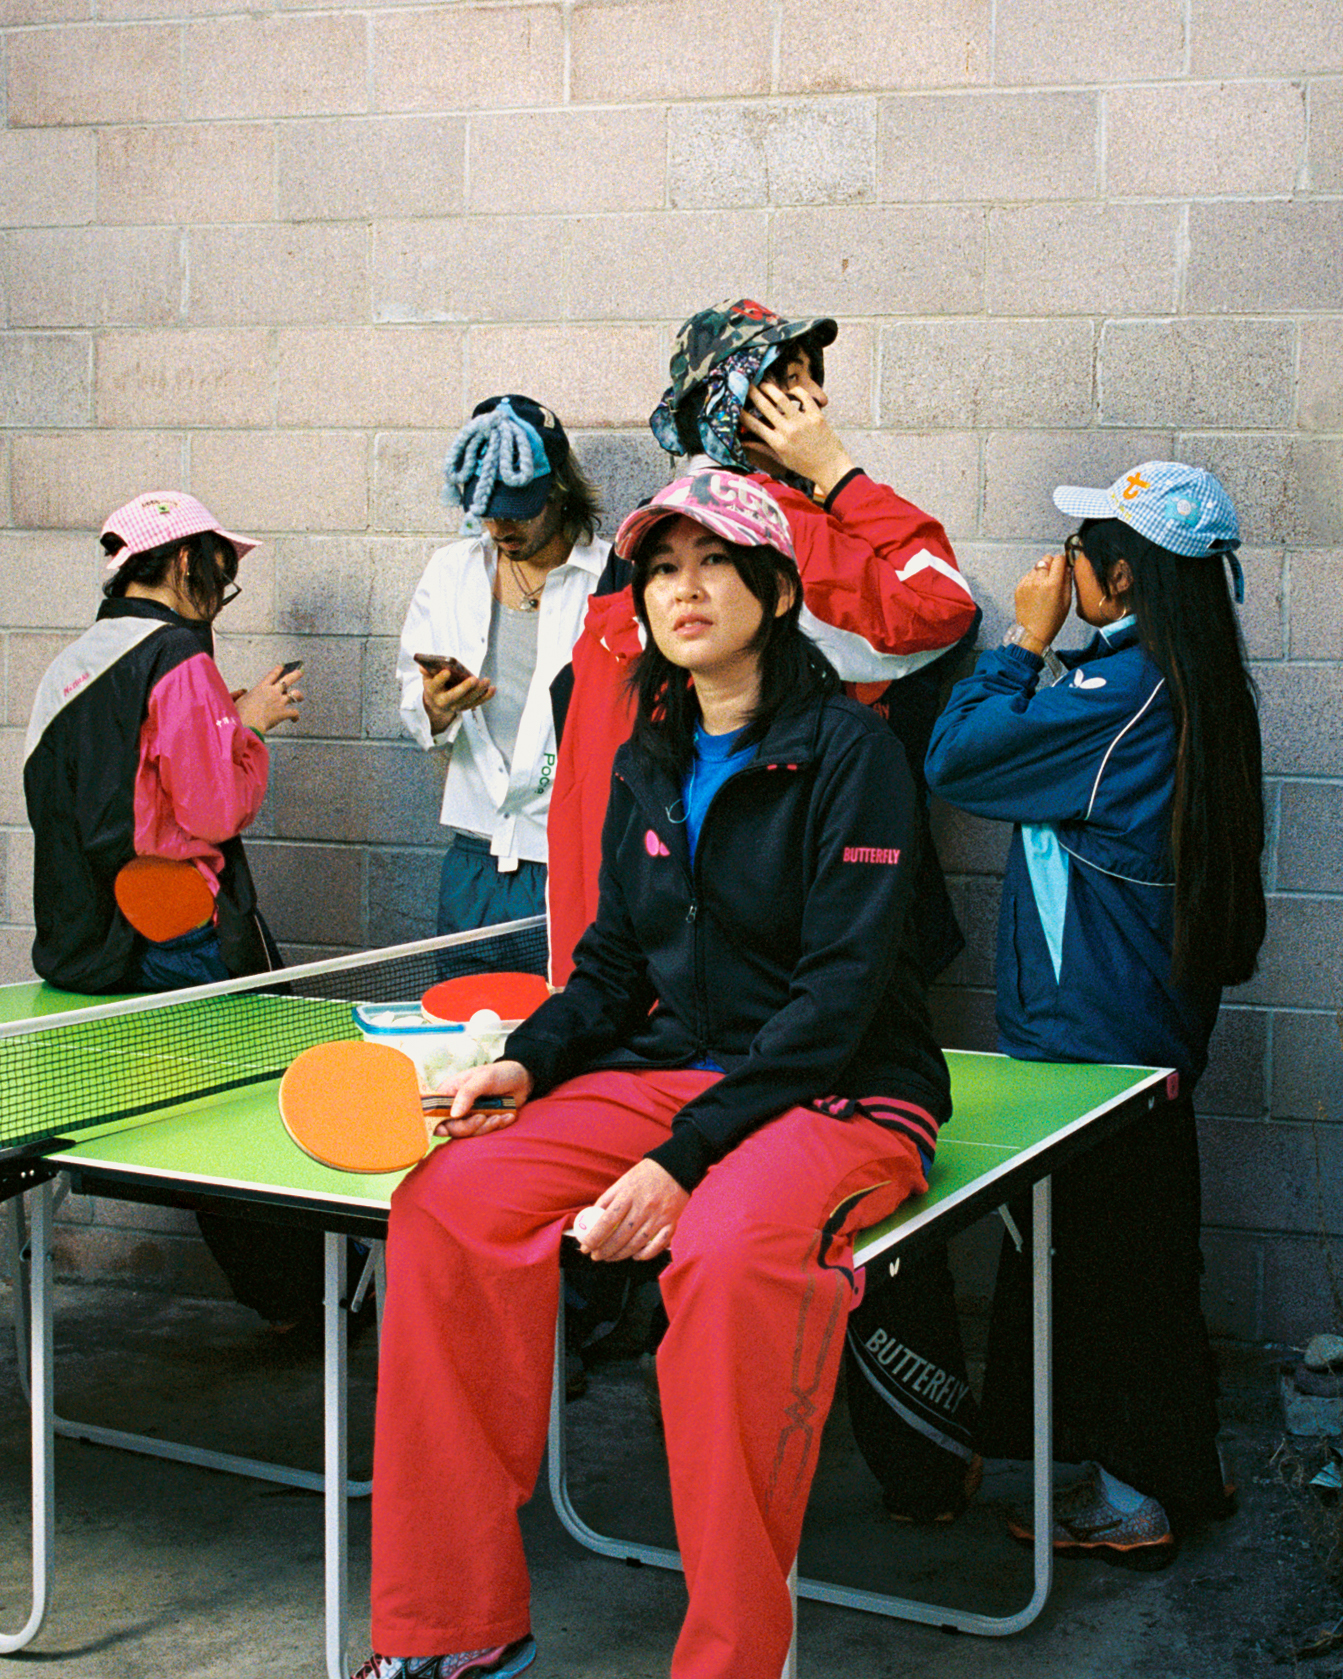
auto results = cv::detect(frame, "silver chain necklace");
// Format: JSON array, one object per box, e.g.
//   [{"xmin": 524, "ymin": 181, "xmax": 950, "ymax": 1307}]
[{"xmin": 508, "ymin": 556, "xmax": 544, "ymax": 612}]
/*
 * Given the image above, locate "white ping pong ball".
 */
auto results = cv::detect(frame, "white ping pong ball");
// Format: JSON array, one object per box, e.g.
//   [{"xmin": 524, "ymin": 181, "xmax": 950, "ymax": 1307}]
[
  {"xmin": 467, "ymin": 1008, "xmax": 502, "ymax": 1035},
  {"xmin": 573, "ymin": 1206, "xmax": 603, "ymax": 1239}
]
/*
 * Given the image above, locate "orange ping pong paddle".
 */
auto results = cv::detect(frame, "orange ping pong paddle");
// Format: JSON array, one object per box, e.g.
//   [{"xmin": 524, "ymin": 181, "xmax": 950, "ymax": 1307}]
[
  {"xmin": 114, "ymin": 856, "xmax": 215, "ymax": 943},
  {"xmin": 279, "ymin": 1039, "xmax": 515, "ymax": 1175}
]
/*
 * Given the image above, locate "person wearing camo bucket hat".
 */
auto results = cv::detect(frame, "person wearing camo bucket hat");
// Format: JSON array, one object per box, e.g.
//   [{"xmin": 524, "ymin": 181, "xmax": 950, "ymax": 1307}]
[
  {"xmin": 551, "ymin": 299, "xmax": 979, "ymax": 986},
  {"xmin": 396, "ymin": 395, "xmax": 609, "ymax": 957},
  {"xmin": 926, "ymin": 459, "xmax": 1263, "ymax": 1564},
  {"xmin": 354, "ymin": 468, "xmax": 952, "ymax": 1679},
  {"xmin": 649, "ymin": 297, "xmax": 839, "ymax": 473}
]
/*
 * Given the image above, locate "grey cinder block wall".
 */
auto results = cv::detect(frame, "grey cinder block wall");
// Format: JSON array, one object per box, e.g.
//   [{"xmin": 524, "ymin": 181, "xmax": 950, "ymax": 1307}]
[{"xmin": 1, "ymin": 0, "xmax": 1339, "ymax": 1340}]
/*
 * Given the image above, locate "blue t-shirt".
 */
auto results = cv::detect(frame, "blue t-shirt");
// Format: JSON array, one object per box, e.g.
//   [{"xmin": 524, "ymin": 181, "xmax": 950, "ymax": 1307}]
[
  {"xmin": 682, "ymin": 721, "xmax": 751, "ymax": 860},
  {"xmin": 680, "ymin": 720, "xmax": 752, "ymax": 1073}
]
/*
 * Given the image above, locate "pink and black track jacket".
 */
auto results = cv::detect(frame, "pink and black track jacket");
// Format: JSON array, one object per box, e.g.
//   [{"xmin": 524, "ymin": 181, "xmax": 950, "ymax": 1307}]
[{"xmin": 23, "ymin": 597, "xmax": 269, "ymax": 993}]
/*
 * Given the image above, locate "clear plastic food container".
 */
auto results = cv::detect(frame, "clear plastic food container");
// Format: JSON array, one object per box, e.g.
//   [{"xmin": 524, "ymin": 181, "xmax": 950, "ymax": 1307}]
[{"xmin": 351, "ymin": 1004, "xmax": 513, "ymax": 1100}]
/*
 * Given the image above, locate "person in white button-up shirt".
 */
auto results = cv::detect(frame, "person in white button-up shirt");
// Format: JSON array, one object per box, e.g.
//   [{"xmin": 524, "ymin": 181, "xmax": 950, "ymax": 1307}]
[{"xmin": 397, "ymin": 395, "xmax": 610, "ymax": 955}]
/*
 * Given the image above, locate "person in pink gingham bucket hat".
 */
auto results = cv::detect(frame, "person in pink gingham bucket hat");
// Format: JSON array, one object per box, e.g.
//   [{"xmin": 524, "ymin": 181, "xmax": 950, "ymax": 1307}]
[
  {"xmin": 23, "ymin": 489, "xmax": 334, "ymax": 1335},
  {"xmin": 99, "ymin": 489, "xmax": 259, "ymax": 573}
]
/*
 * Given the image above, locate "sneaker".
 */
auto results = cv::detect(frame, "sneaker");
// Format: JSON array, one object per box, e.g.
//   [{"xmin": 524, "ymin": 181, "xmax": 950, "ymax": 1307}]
[
  {"xmin": 351, "ymin": 1637, "xmax": 537, "ymax": 1679},
  {"xmin": 1007, "ymin": 1460, "xmax": 1115, "ymax": 1534},
  {"xmin": 1008, "ymin": 1463, "xmax": 1176, "ymax": 1570}
]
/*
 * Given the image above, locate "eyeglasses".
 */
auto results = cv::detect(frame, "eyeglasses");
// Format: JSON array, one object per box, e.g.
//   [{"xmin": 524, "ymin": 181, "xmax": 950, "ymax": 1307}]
[
  {"xmin": 217, "ymin": 582, "xmax": 242, "ymax": 610},
  {"xmin": 1063, "ymin": 534, "xmax": 1086, "ymax": 570}
]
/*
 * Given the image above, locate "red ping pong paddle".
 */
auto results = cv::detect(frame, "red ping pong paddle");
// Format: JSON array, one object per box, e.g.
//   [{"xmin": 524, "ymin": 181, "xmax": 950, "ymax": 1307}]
[
  {"xmin": 279, "ymin": 1040, "xmax": 515, "ymax": 1175},
  {"xmin": 114, "ymin": 856, "xmax": 215, "ymax": 943},
  {"xmin": 420, "ymin": 971, "xmax": 551, "ymax": 1025}
]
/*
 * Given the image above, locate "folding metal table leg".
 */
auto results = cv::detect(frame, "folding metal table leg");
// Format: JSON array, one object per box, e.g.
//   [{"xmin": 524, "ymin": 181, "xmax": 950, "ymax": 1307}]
[
  {"xmin": 546, "ymin": 1306, "xmax": 682, "ymax": 1573},
  {"xmin": 324, "ymin": 1230, "xmax": 351, "ymax": 1679},
  {"xmin": 546, "ymin": 1179, "xmax": 1059, "ymax": 1642},
  {"xmin": 1025, "ymin": 1175, "xmax": 1055, "ymax": 1627},
  {"xmin": 546, "ymin": 1307, "xmax": 802, "ymax": 1675},
  {"xmin": 787, "ymin": 1175, "xmax": 1055, "ymax": 1632},
  {"xmin": 10, "ymin": 1180, "xmax": 375, "ymax": 1497},
  {"xmin": 782, "ymin": 1559, "xmax": 798, "ymax": 1679},
  {"xmin": 0, "ymin": 1183, "xmax": 53, "ymax": 1653}
]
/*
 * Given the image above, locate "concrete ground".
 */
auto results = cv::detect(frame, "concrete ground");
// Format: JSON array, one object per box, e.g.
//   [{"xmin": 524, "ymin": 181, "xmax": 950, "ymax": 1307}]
[{"xmin": 0, "ymin": 1279, "xmax": 1339, "ymax": 1679}]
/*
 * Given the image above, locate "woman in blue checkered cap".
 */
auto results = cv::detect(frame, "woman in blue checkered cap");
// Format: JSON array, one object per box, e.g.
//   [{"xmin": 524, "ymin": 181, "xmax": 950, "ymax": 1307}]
[{"xmin": 926, "ymin": 462, "xmax": 1264, "ymax": 1565}]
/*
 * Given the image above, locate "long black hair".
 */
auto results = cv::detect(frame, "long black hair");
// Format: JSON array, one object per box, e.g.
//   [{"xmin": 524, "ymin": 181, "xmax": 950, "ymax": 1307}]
[
  {"xmin": 626, "ymin": 522, "xmax": 839, "ymax": 776},
  {"xmin": 1080, "ymin": 517, "xmax": 1265, "ymax": 988},
  {"xmin": 551, "ymin": 448, "xmax": 603, "ymax": 546},
  {"xmin": 102, "ymin": 528, "xmax": 239, "ymax": 617}
]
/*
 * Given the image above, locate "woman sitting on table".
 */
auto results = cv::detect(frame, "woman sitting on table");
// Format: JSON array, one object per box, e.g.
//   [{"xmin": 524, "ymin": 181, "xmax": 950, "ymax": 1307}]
[
  {"xmin": 925, "ymin": 462, "xmax": 1264, "ymax": 1564},
  {"xmin": 353, "ymin": 471, "xmax": 952, "ymax": 1679}
]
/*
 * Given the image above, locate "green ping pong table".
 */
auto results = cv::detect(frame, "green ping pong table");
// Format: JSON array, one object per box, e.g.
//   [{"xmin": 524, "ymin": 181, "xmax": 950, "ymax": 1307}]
[
  {"xmin": 0, "ymin": 973, "xmax": 1174, "ymax": 1678},
  {"xmin": 0, "ymin": 972, "xmax": 404, "ymax": 1679}
]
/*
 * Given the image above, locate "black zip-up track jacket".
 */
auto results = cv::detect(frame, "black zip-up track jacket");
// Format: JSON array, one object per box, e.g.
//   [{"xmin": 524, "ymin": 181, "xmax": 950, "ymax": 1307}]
[
  {"xmin": 23, "ymin": 598, "xmax": 267, "ymax": 993},
  {"xmin": 506, "ymin": 693, "xmax": 951, "ymax": 1191}
]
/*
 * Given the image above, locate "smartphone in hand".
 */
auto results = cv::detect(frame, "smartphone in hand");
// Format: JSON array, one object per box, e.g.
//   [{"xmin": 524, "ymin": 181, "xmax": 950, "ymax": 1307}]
[
  {"xmin": 415, "ymin": 653, "xmax": 475, "ymax": 684},
  {"xmin": 279, "ymin": 660, "xmax": 304, "ymax": 679}
]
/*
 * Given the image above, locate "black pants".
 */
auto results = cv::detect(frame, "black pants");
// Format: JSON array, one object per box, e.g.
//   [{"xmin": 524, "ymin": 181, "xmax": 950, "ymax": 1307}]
[{"xmin": 978, "ymin": 1091, "xmax": 1226, "ymax": 1533}]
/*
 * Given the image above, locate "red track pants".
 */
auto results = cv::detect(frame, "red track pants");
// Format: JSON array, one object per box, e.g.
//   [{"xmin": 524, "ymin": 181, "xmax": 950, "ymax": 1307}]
[{"xmin": 370, "ymin": 1068, "xmax": 927, "ymax": 1679}]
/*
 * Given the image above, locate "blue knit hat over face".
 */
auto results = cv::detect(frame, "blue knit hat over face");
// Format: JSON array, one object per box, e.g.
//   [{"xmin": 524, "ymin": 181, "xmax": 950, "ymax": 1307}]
[
  {"xmin": 442, "ymin": 395, "xmax": 569, "ymax": 531},
  {"xmin": 1053, "ymin": 461, "xmax": 1245, "ymax": 602}
]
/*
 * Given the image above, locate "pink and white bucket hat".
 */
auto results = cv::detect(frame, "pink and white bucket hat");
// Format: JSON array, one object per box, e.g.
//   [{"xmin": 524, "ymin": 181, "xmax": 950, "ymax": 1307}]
[{"xmin": 100, "ymin": 492, "xmax": 259, "ymax": 574}]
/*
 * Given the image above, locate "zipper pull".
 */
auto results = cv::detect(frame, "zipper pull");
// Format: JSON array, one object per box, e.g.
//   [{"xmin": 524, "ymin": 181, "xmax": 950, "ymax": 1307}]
[{"xmin": 686, "ymin": 900, "xmax": 697, "ymax": 924}]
